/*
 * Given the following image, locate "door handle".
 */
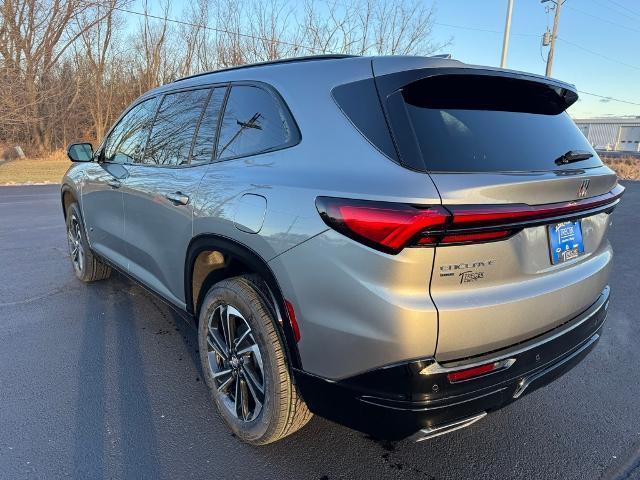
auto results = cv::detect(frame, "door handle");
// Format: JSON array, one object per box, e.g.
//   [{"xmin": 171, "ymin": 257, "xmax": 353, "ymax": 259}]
[
  {"xmin": 107, "ymin": 179, "xmax": 121, "ymax": 189},
  {"xmin": 165, "ymin": 192, "xmax": 190, "ymax": 205}
]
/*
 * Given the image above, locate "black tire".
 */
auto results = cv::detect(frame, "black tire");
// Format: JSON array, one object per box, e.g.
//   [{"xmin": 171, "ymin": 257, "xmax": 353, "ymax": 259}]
[
  {"xmin": 66, "ymin": 203, "xmax": 111, "ymax": 282},
  {"xmin": 198, "ymin": 275, "xmax": 312, "ymax": 444}
]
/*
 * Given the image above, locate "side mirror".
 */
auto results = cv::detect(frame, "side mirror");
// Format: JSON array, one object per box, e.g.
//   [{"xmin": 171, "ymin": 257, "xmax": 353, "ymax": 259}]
[{"xmin": 67, "ymin": 143, "xmax": 93, "ymax": 162}]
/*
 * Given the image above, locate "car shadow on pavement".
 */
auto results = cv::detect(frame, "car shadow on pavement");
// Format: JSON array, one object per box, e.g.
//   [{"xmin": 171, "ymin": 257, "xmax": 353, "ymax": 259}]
[
  {"xmin": 73, "ymin": 274, "xmax": 160, "ymax": 479},
  {"xmin": 72, "ymin": 281, "xmax": 107, "ymax": 478}
]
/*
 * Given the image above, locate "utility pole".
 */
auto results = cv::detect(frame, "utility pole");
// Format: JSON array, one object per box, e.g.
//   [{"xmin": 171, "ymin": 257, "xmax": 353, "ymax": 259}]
[
  {"xmin": 542, "ymin": 0, "xmax": 564, "ymax": 77},
  {"xmin": 500, "ymin": 0, "xmax": 514, "ymax": 68}
]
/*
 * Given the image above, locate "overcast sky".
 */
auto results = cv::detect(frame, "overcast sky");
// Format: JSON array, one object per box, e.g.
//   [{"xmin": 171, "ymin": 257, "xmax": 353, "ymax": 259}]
[{"xmin": 133, "ymin": 0, "xmax": 640, "ymax": 119}]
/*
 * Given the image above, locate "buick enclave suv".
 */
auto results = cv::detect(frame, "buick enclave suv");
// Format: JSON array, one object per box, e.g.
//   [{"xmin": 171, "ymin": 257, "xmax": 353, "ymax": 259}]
[{"xmin": 61, "ymin": 55, "xmax": 623, "ymax": 444}]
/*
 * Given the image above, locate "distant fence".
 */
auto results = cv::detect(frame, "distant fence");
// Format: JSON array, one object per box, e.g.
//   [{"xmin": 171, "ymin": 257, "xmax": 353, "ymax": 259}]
[{"xmin": 597, "ymin": 150, "xmax": 640, "ymax": 160}]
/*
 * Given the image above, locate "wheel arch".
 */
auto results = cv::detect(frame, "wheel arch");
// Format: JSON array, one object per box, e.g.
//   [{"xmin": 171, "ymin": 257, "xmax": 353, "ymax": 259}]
[
  {"xmin": 61, "ymin": 184, "xmax": 77, "ymax": 220},
  {"xmin": 185, "ymin": 234, "xmax": 302, "ymax": 370}
]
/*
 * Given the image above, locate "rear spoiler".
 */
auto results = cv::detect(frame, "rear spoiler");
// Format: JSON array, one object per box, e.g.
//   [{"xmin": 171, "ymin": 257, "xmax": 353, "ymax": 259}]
[
  {"xmin": 370, "ymin": 57, "xmax": 577, "ymax": 102},
  {"xmin": 373, "ymin": 67, "xmax": 579, "ymax": 113}
]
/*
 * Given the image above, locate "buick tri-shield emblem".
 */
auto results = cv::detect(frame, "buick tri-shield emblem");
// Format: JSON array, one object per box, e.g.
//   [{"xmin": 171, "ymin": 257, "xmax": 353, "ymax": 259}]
[{"xmin": 577, "ymin": 179, "xmax": 590, "ymax": 198}]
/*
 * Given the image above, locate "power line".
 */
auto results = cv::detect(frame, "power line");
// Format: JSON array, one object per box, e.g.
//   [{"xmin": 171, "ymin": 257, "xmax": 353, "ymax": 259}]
[
  {"xmin": 113, "ymin": 5, "xmax": 640, "ymax": 109},
  {"xmin": 434, "ymin": 20, "xmax": 640, "ymax": 73},
  {"xmin": 113, "ymin": 6, "xmax": 321, "ymax": 53},
  {"xmin": 557, "ymin": 37, "xmax": 640, "ymax": 71},
  {"xmin": 578, "ymin": 90, "xmax": 640, "ymax": 107},
  {"xmin": 406, "ymin": 19, "xmax": 640, "ymax": 108},
  {"xmin": 602, "ymin": 0, "xmax": 640, "ymax": 19},
  {"xmin": 564, "ymin": 4, "xmax": 640, "ymax": 35},
  {"xmin": 433, "ymin": 21, "xmax": 537, "ymax": 37},
  {"xmin": 589, "ymin": 0, "xmax": 640, "ymax": 20}
]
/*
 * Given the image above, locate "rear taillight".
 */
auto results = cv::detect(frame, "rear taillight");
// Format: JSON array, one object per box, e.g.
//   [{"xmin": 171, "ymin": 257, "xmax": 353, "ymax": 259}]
[
  {"xmin": 446, "ymin": 183, "xmax": 625, "ymax": 228},
  {"xmin": 316, "ymin": 186, "xmax": 623, "ymax": 254},
  {"xmin": 439, "ymin": 230, "xmax": 513, "ymax": 244},
  {"xmin": 315, "ymin": 197, "xmax": 449, "ymax": 254},
  {"xmin": 315, "ymin": 197, "xmax": 512, "ymax": 253}
]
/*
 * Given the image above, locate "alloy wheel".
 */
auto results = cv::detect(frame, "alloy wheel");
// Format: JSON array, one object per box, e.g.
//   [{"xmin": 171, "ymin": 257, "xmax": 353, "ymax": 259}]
[
  {"xmin": 206, "ymin": 304, "xmax": 265, "ymax": 422},
  {"xmin": 67, "ymin": 214, "xmax": 85, "ymax": 274}
]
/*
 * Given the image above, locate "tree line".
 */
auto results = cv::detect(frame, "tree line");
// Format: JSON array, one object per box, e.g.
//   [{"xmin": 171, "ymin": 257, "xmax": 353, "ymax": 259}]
[{"xmin": 0, "ymin": 0, "xmax": 447, "ymax": 156}]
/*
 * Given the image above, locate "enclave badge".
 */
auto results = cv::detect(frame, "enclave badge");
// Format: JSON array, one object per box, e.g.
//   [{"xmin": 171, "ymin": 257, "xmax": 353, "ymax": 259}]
[{"xmin": 577, "ymin": 179, "xmax": 590, "ymax": 198}]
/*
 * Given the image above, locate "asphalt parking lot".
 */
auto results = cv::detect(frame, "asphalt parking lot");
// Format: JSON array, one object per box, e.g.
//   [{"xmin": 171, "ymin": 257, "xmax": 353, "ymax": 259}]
[{"xmin": 1, "ymin": 183, "xmax": 639, "ymax": 480}]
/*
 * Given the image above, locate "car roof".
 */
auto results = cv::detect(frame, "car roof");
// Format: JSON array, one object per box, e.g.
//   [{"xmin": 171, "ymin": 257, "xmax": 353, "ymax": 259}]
[
  {"xmin": 143, "ymin": 54, "xmax": 576, "ymax": 99},
  {"xmin": 172, "ymin": 54, "xmax": 358, "ymax": 83},
  {"xmin": 143, "ymin": 54, "xmax": 465, "ymax": 96}
]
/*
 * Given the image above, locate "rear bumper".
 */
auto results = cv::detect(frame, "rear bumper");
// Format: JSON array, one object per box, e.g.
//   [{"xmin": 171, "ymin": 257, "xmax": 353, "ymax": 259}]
[{"xmin": 293, "ymin": 286, "xmax": 610, "ymax": 440}]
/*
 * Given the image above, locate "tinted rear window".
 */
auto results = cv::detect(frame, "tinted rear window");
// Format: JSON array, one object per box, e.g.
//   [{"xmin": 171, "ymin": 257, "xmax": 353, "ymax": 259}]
[
  {"xmin": 216, "ymin": 85, "xmax": 297, "ymax": 160},
  {"xmin": 392, "ymin": 74, "xmax": 602, "ymax": 172}
]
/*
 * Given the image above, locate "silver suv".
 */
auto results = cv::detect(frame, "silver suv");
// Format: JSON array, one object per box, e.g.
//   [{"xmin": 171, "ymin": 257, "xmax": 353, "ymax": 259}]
[{"xmin": 61, "ymin": 55, "xmax": 624, "ymax": 444}]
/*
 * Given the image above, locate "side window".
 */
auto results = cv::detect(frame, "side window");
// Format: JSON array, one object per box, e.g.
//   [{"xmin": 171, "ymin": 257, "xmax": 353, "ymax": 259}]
[
  {"xmin": 104, "ymin": 97, "xmax": 158, "ymax": 164},
  {"xmin": 216, "ymin": 85, "xmax": 296, "ymax": 160},
  {"xmin": 190, "ymin": 87, "xmax": 227, "ymax": 165},
  {"xmin": 142, "ymin": 88, "xmax": 210, "ymax": 166}
]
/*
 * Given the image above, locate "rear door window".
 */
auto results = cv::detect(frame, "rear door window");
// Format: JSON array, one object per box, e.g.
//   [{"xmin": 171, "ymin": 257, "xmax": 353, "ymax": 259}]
[
  {"xmin": 216, "ymin": 85, "xmax": 297, "ymax": 160},
  {"xmin": 389, "ymin": 74, "xmax": 603, "ymax": 172},
  {"xmin": 142, "ymin": 88, "xmax": 210, "ymax": 166}
]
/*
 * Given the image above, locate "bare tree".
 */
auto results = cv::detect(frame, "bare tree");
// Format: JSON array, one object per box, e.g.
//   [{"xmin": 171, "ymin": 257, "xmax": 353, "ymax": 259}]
[
  {"xmin": 0, "ymin": 0, "xmax": 113, "ymax": 152},
  {"xmin": 74, "ymin": 0, "xmax": 125, "ymax": 140},
  {"xmin": 176, "ymin": 0, "xmax": 209, "ymax": 76},
  {"xmin": 211, "ymin": 0, "xmax": 247, "ymax": 68},
  {"xmin": 133, "ymin": 0, "xmax": 179, "ymax": 92},
  {"xmin": 0, "ymin": 0, "xmax": 450, "ymax": 156},
  {"xmin": 245, "ymin": 0, "xmax": 299, "ymax": 62},
  {"xmin": 299, "ymin": 0, "xmax": 449, "ymax": 56}
]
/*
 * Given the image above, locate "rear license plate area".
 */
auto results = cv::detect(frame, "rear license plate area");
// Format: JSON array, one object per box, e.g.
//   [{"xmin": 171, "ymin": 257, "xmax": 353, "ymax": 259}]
[{"xmin": 548, "ymin": 220, "xmax": 585, "ymax": 264}]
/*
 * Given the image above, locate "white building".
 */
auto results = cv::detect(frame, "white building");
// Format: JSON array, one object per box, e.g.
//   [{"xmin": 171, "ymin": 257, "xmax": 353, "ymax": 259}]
[{"xmin": 573, "ymin": 117, "xmax": 640, "ymax": 152}]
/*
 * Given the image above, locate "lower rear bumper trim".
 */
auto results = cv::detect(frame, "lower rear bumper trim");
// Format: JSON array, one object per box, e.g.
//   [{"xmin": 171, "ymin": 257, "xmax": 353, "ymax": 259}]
[
  {"xmin": 293, "ymin": 286, "xmax": 610, "ymax": 440},
  {"xmin": 409, "ymin": 412, "xmax": 487, "ymax": 442},
  {"xmin": 513, "ymin": 332, "xmax": 600, "ymax": 399}
]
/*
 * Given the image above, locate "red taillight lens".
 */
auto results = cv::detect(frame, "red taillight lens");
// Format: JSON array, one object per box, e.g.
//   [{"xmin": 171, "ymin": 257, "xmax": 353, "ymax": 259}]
[
  {"xmin": 447, "ymin": 184, "xmax": 625, "ymax": 228},
  {"xmin": 316, "ymin": 197, "xmax": 449, "ymax": 253},
  {"xmin": 447, "ymin": 363, "xmax": 497, "ymax": 383},
  {"xmin": 447, "ymin": 359, "xmax": 515, "ymax": 383},
  {"xmin": 315, "ymin": 186, "xmax": 623, "ymax": 253},
  {"xmin": 440, "ymin": 230, "xmax": 513, "ymax": 244}
]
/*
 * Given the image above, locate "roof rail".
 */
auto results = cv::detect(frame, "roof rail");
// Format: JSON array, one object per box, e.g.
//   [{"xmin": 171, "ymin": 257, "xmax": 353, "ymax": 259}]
[
  {"xmin": 430, "ymin": 54, "xmax": 452, "ymax": 59},
  {"xmin": 172, "ymin": 54, "xmax": 358, "ymax": 83}
]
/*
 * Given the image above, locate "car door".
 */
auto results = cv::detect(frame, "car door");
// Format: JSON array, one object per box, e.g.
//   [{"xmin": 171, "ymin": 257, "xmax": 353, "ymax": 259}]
[
  {"xmin": 120, "ymin": 87, "xmax": 227, "ymax": 308},
  {"xmin": 81, "ymin": 97, "xmax": 159, "ymax": 271}
]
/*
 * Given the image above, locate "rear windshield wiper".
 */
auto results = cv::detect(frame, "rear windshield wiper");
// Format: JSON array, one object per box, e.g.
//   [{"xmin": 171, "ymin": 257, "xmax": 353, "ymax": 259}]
[{"xmin": 554, "ymin": 150, "xmax": 593, "ymax": 165}]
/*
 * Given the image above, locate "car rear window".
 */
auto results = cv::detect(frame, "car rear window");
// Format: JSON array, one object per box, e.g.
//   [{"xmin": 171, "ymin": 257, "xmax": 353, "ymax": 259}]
[
  {"xmin": 215, "ymin": 85, "xmax": 298, "ymax": 161},
  {"xmin": 393, "ymin": 74, "xmax": 602, "ymax": 172}
]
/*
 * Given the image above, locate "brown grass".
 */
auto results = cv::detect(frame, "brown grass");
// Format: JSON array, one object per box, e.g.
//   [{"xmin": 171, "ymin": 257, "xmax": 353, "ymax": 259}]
[
  {"xmin": 602, "ymin": 157, "xmax": 640, "ymax": 181},
  {"xmin": 0, "ymin": 150, "xmax": 69, "ymax": 184}
]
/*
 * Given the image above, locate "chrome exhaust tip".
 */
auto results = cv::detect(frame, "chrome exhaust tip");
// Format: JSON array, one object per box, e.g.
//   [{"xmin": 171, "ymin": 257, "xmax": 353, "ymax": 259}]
[{"xmin": 409, "ymin": 412, "xmax": 487, "ymax": 442}]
